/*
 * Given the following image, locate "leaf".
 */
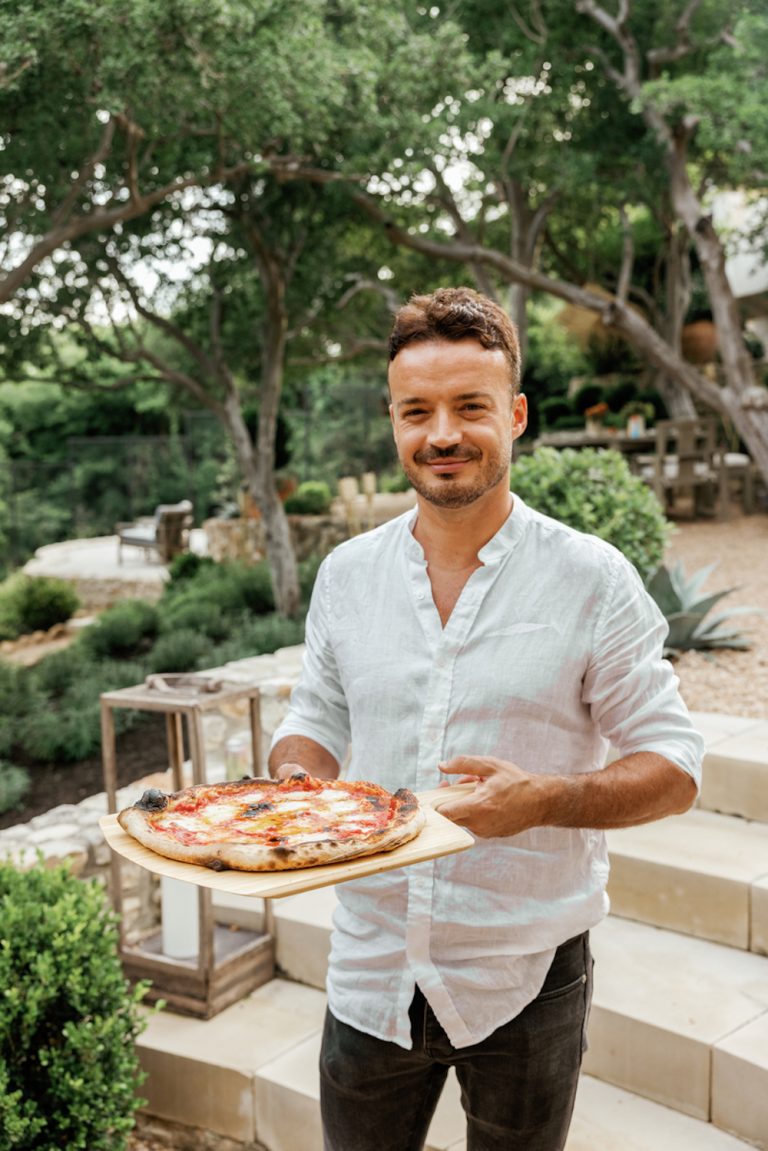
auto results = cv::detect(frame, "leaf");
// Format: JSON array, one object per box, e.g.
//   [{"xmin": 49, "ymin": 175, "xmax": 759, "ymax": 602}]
[{"xmin": 646, "ymin": 565, "xmax": 683, "ymax": 615}]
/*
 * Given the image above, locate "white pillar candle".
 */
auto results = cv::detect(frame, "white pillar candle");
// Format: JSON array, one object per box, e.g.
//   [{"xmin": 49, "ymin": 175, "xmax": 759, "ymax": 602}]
[{"xmin": 160, "ymin": 877, "xmax": 199, "ymax": 959}]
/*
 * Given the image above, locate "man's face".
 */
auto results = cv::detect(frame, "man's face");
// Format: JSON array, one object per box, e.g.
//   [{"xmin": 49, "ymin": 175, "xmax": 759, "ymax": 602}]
[{"xmin": 388, "ymin": 339, "xmax": 527, "ymax": 509}]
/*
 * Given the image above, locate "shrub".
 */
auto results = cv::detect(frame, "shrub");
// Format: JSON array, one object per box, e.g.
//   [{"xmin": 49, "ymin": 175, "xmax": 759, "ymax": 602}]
[
  {"xmin": 604, "ymin": 378, "xmax": 639, "ymax": 413},
  {"xmin": 32, "ymin": 644, "xmax": 94, "ymax": 698},
  {"xmin": 0, "ymin": 761, "xmax": 30, "ymax": 815},
  {"xmin": 0, "ymin": 662, "xmax": 38, "ymax": 758},
  {"xmin": 380, "ymin": 470, "xmax": 412, "ymax": 494},
  {"xmin": 160, "ymin": 559, "xmax": 275, "ymax": 618},
  {"xmin": 148, "ymin": 628, "xmax": 213, "ymax": 673},
  {"xmin": 571, "ymin": 382, "xmax": 606, "ymax": 414},
  {"xmin": 284, "ymin": 480, "xmax": 332, "ymax": 515},
  {"xmin": 537, "ymin": 396, "xmax": 574, "ymax": 428},
  {"xmin": 0, "ymin": 860, "xmax": 149, "ymax": 1150},
  {"xmin": 166, "ymin": 551, "xmax": 216, "ymax": 585},
  {"xmin": 0, "ymin": 574, "xmax": 79, "ymax": 636},
  {"xmin": 159, "ymin": 598, "xmax": 230, "ymax": 641},
  {"xmin": 82, "ymin": 600, "xmax": 159, "ymax": 659},
  {"xmin": 210, "ymin": 612, "xmax": 306, "ymax": 665},
  {"xmin": 511, "ymin": 447, "xmax": 670, "ymax": 577}
]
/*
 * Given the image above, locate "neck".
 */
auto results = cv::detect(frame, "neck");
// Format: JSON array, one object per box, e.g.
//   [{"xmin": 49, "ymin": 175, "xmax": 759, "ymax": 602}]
[{"xmin": 412, "ymin": 483, "xmax": 513, "ymax": 568}]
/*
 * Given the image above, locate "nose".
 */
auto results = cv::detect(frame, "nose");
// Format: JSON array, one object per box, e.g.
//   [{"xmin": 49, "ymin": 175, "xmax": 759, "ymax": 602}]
[{"xmin": 428, "ymin": 407, "xmax": 463, "ymax": 449}]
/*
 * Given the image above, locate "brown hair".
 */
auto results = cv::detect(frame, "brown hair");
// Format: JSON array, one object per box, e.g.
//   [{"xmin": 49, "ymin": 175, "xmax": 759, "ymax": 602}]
[{"xmin": 389, "ymin": 287, "xmax": 521, "ymax": 392}]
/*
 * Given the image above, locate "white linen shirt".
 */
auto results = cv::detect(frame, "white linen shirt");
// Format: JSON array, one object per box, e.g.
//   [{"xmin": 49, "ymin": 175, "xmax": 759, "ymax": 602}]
[{"xmin": 271, "ymin": 497, "xmax": 704, "ymax": 1049}]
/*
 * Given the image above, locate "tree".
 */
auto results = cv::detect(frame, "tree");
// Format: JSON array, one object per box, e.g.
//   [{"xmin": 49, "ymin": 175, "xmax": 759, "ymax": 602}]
[{"xmin": 286, "ymin": 1, "xmax": 768, "ymax": 480}]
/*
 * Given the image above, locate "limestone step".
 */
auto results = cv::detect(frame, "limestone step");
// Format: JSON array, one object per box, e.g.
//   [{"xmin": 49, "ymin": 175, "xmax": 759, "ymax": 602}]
[
  {"xmin": 586, "ymin": 917, "xmax": 768, "ymax": 1146},
  {"xmin": 606, "ymin": 807, "xmax": 768, "ymax": 951},
  {"xmin": 691, "ymin": 711, "xmax": 768, "ymax": 823},
  {"xmin": 136, "ymin": 978, "xmax": 760, "ymax": 1151},
  {"xmin": 210, "ymin": 892, "xmax": 768, "ymax": 1147}
]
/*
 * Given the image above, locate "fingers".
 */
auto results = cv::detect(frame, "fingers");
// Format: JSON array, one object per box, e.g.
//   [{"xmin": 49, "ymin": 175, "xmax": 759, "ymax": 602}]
[
  {"xmin": 439, "ymin": 757, "xmax": 496, "ymax": 779},
  {"xmin": 273, "ymin": 762, "xmax": 310, "ymax": 782}
]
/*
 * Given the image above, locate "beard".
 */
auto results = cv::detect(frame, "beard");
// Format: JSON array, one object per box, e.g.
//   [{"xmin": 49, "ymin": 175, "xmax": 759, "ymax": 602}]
[{"xmin": 401, "ymin": 443, "xmax": 511, "ymax": 508}]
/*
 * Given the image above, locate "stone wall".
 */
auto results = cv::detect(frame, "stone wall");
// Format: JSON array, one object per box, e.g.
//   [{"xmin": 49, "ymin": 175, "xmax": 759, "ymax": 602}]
[{"xmin": 204, "ymin": 516, "xmax": 349, "ymax": 565}]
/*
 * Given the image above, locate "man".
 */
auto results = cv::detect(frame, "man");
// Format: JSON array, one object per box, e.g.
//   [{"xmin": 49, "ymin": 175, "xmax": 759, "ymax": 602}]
[{"xmin": 269, "ymin": 287, "xmax": 703, "ymax": 1151}]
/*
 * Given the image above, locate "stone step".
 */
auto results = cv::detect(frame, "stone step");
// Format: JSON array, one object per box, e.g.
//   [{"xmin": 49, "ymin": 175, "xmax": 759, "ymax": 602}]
[
  {"xmin": 136, "ymin": 977, "xmax": 760, "ymax": 1151},
  {"xmin": 585, "ymin": 917, "xmax": 768, "ymax": 1147},
  {"xmin": 691, "ymin": 711, "xmax": 768, "ymax": 823},
  {"xmin": 606, "ymin": 807, "xmax": 768, "ymax": 951},
  {"xmin": 208, "ymin": 893, "xmax": 768, "ymax": 1147}
]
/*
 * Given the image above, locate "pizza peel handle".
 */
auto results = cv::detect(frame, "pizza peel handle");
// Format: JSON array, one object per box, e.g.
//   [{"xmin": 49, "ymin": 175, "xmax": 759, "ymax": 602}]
[{"xmin": 419, "ymin": 782, "xmax": 476, "ymax": 813}]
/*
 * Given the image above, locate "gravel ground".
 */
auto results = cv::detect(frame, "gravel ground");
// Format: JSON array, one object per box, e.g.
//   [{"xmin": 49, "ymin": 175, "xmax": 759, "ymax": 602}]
[{"xmin": 663, "ymin": 510, "xmax": 768, "ymax": 719}]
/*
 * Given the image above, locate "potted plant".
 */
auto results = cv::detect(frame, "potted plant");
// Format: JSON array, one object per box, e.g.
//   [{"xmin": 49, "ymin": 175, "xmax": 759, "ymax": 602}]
[
  {"xmin": 584, "ymin": 401, "xmax": 609, "ymax": 435},
  {"xmin": 620, "ymin": 400, "xmax": 655, "ymax": 439}
]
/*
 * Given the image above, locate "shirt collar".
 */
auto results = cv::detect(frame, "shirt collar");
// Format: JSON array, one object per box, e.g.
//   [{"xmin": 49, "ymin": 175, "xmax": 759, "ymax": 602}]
[{"xmin": 402, "ymin": 493, "xmax": 530, "ymax": 567}]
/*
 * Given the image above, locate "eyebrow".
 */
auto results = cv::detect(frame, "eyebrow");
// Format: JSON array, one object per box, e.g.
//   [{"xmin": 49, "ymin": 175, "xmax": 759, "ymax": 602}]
[{"xmin": 395, "ymin": 390, "xmax": 493, "ymax": 409}]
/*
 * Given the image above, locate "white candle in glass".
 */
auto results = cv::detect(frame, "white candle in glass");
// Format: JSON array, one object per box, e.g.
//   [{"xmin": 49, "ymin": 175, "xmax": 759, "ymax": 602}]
[{"xmin": 160, "ymin": 877, "xmax": 200, "ymax": 959}]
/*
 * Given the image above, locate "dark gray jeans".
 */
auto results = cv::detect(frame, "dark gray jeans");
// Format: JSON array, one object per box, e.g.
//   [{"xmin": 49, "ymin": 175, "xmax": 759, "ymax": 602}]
[{"xmin": 320, "ymin": 932, "xmax": 593, "ymax": 1151}]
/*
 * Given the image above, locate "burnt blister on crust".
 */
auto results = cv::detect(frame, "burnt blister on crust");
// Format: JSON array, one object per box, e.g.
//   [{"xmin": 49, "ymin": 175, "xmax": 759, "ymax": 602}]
[
  {"xmin": 134, "ymin": 788, "xmax": 169, "ymax": 812},
  {"xmin": 393, "ymin": 788, "xmax": 419, "ymax": 815},
  {"xmin": 205, "ymin": 858, "xmax": 230, "ymax": 871}
]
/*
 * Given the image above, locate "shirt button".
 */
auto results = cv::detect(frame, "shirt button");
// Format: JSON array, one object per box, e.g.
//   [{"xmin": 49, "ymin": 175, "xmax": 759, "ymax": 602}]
[{"xmin": 416, "ymin": 592, "xmax": 425, "ymax": 600}]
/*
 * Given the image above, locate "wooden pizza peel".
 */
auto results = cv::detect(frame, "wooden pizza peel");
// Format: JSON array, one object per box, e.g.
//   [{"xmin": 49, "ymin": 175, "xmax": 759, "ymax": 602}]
[{"xmin": 99, "ymin": 783, "xmax": 475, "ymax": 900}]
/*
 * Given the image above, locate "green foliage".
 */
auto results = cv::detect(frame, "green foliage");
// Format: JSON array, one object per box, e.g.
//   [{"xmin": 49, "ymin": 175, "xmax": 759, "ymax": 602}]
[
  {"xmin": 161, "ymin": 559, "xmax": 275, "ymax": 618},
  {"xmin": 604, "ymin": 379, "xmax": 640, "ymax": 413},
  {"xmin": 537, "ymin": 396, "xmax": 575, "ymax": 428},
  {"xmin": 0, "ymin": 574, "xmax": 79, "ymax": 637},
  {"xmin": 160, "ymin": 599, "xmax": 230, "ymax": 642},
  {"xmin": 645, "ymin": 562, "xmax": 759, "ymax": 658},
  {"xmin": 284, "ymin": 481, "xmax": 333, "ymax": 515},
  {"xmin": 511, "ymin": 447, "xmax": 670, "ymax": 577},
  {"xmin": 166, "ymin": 551, "xmax": 216, "ymax": 585},
  {"xmin": 0, "ymin": 860, "xmax": 149, "ymax": 1151},
  {"xmin": 571, "ymin": 382, "xmax": 606, "ymax": 414},
  {"xmin": 148, "ymin": 629, "xmax": 213, "ymax": 674},
  {"xmin": 209, "ymin": 613, "xmax": 306, "ymax": 666},
  {"xmin": 0, "ymin": 761, "xmax": 30, "ymax": 815},
  {"xmin": 82, "ymin": 600, "xmax": 159, "ymax": 659},
  {"xmin": 380, "ymin": 470, "xmax": 412, "ymax": 494}
]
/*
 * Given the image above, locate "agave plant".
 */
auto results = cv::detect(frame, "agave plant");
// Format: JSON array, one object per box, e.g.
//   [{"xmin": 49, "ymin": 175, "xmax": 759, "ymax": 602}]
[{"xmin": 645, "ymin": 562, "xmax": 759, "ymax": 657}]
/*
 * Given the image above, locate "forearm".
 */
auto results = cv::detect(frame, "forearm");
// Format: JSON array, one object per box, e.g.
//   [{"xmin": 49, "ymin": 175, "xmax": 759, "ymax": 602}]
[
  {"xmin": 268, "ymin": 735, "xmax": 341, "ymax": 781},
  {"xmin": 439, "ymin": 751, "xmax": 697, "ymax": 837},
  {"xmin": 536, "ymin": 752, "xmax": 697, "ymax": 830}
]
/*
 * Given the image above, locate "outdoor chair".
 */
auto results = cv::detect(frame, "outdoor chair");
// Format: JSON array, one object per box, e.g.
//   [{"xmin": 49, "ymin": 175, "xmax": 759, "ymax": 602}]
[
  {"xmin": 636, "ymin": 417, "xmax": 726, "ymax": 519},
  {"xmin": 116, "ymin": 500, "xmax": 193, "ymax": 564}
]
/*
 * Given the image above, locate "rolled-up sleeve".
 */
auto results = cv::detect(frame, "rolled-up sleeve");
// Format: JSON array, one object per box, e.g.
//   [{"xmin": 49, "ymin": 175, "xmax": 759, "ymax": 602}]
[
  {"xmin": 581, "ymin": 552, "xmax": 704, "ymax": 789},
  {"xmin": 270, "ymin": 557, "xmax": 351, "ymax": 765}
]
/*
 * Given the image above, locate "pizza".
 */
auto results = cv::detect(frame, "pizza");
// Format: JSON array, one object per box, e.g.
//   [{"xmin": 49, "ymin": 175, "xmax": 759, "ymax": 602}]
[{"xmin": 117, "ymin": 769, "xmax": 426, "ymax": 872}]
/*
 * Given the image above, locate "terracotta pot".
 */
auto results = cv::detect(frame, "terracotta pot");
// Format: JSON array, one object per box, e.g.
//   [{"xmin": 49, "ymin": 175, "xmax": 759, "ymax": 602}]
[{"xmin": 682, "ymin": 321, "xmax": 718, "ymax": 364}]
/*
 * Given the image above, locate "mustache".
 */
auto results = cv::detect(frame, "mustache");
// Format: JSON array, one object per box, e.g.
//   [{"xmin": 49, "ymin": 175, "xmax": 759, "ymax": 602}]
[{"xmin": 413, "ymin": 445, "xmax": 482, "ymax": 464}]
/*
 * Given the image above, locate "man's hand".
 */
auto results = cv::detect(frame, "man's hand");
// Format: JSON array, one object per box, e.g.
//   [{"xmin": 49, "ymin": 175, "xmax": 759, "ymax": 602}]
[
  {"xmin": 272, "ymin": 761, "xmax": 311, "ymax": 783},
  {"xmin": 437, "ymin": 750, "xmax": 697, "ymax": 837},
  {"xmin": 437, "ymin": 756, "xmax": 546, "ymax": 838}
]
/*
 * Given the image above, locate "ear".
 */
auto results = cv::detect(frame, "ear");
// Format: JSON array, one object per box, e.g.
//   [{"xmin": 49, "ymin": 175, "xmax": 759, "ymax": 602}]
[
  {"xmin": 389, "ymin": 402, "xmax": 398, "ymax": 445},
  {"xmin": 511, "ymin": 393, "xmax": 528, "ymax": 441}
]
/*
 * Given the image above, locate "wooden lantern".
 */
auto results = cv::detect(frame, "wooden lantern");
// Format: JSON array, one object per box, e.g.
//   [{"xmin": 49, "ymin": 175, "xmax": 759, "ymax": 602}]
[{"xmin": 100, "ymin": 674, "xmax": 275, "ymax": 1019}]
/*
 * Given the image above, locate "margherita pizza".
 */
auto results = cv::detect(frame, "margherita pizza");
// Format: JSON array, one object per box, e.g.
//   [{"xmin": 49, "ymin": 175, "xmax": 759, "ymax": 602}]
[{"xmin": 117, "ymin": 770, "xmax": 426, "ymax": 872}]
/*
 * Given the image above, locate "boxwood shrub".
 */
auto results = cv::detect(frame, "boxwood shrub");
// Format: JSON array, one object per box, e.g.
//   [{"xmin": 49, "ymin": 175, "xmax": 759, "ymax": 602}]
[
  {"xmin": 0, "ymin": 860, "xmax": 150, "ymax": 1151},
  {"xmin": 511, "ymin": 447, "xmax": 670, "ymax": 577}
]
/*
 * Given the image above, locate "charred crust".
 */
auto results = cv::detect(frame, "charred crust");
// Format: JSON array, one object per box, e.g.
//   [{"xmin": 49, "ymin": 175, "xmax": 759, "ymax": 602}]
[
  {"xmin": 205, "ymin": 858, "xmax": 229, "ymax": 871},
  {"xmin": 393, "ymin": 788, "xmax": 419, "ymax": 814},
  {"xmin": 134, "ymin": 788, "xmax": 169, "ymax": 812}
]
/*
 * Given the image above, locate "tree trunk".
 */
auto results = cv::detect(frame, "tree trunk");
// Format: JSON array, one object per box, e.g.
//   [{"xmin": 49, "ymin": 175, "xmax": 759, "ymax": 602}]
[
  {"xmin": 252, "ymin": 254, "xmax": 300, "ymax": 617},
  {"xmin": 657, "ymin": 224, "xmax": 697, "ymax": 418}
]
